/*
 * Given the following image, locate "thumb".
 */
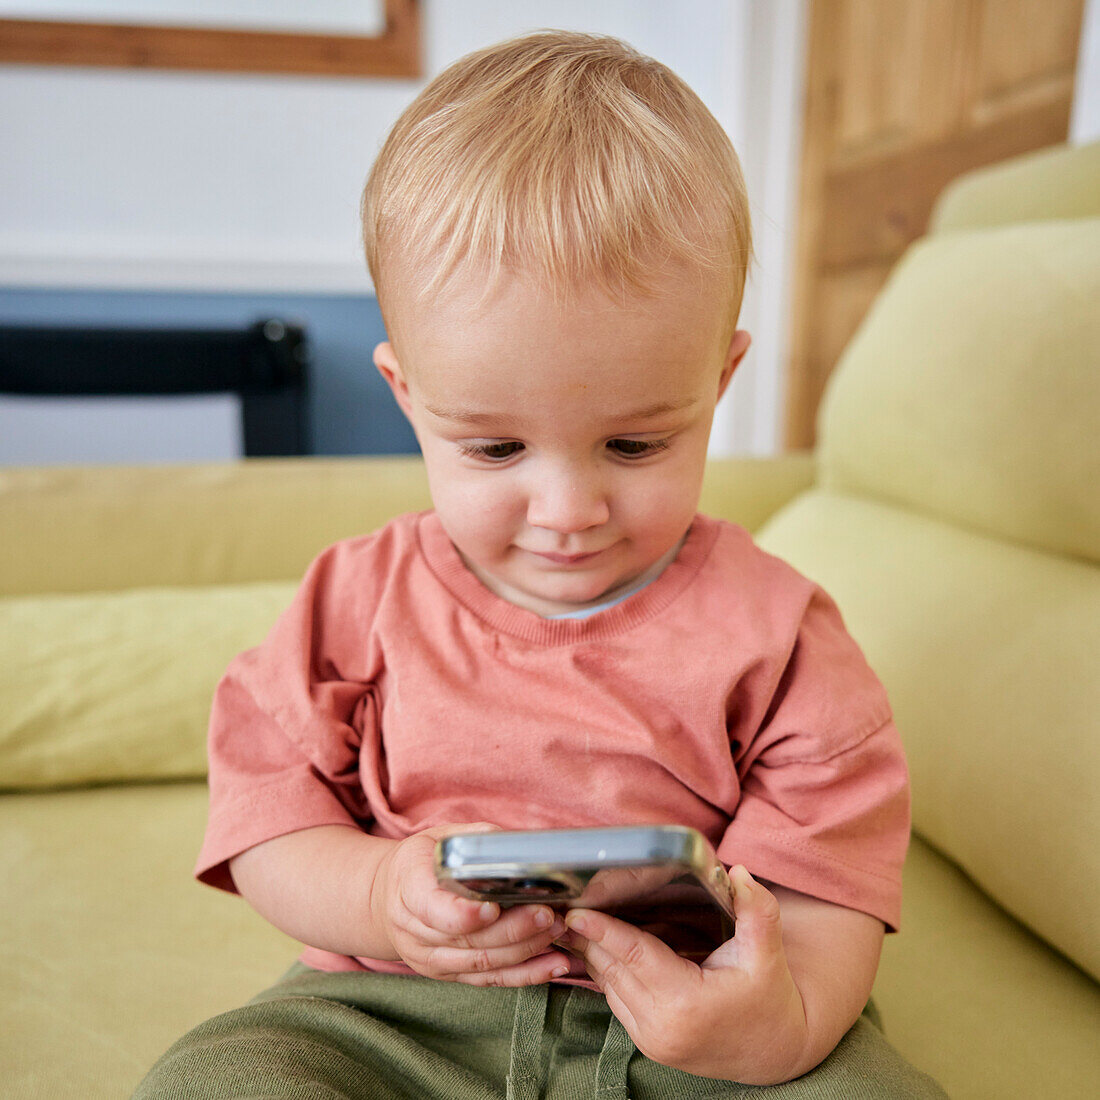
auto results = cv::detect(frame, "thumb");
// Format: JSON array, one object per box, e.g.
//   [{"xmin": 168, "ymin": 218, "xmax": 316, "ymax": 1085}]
[
  {"xmin": 423, "ymin": 821, "xmax": 501, "ymax": 843},
  {"xmin": 717, "ymin": 866, "xmax": 784, "ymax": 967}
]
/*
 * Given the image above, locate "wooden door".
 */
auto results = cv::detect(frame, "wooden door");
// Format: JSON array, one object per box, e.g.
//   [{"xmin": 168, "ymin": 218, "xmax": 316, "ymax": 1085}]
[{"xmin": 786, "ymin": 0, "xmax": 1085, "ymax": 449}]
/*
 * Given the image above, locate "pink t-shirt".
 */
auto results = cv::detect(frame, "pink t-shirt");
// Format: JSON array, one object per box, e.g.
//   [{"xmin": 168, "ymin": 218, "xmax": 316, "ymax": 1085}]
[{"xmin": 196, "ymin": 512, "xmax": 909, "ymax": 974}]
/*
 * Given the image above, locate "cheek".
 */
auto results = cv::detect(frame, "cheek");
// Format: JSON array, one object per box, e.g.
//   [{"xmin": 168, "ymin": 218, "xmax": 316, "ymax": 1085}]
[
  {"xmin": 624, "ymin": 460, "xmax": 705, "ymax": 525},
  {"xmin": 638, "ymin": 495, "xmax": 699, "ymax": 546},
  {"xmin": 425, "ymin": 468, "xmax": 521, "ymax": 540}
]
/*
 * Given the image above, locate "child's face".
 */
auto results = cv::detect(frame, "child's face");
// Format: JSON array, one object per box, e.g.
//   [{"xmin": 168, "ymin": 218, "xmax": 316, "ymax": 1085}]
[{"xmin": 376, "ymin": 268, "xmax": 750, "ymax": 616}]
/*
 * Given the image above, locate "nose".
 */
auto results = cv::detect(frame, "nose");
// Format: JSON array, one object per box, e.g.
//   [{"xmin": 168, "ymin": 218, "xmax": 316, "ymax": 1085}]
[{"xmin": 526, "ymin": 467, "xmax": 610, "ymax": 534}]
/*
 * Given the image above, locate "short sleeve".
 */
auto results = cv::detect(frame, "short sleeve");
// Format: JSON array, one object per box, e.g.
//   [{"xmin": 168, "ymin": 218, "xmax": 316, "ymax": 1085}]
[
  {"xmin": 717, "ymin": 586, "xmax": 910, "ymax": 930},
  {"xmin": 195, "ymin": 542, "xmax": 380, "ymax": 892}
]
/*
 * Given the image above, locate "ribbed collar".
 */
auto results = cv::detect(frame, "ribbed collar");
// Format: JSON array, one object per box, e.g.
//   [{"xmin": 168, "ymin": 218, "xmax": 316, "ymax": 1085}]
[{"xmin": 417, "ymin": 512, "xmax": 720, "ymax": 646}]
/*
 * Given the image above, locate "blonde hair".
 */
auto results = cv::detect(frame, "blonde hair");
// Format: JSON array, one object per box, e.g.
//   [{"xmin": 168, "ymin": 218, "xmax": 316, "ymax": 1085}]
[{"xmin": 362, "ymin": 30, "xmax": 752, "ymax": 324}]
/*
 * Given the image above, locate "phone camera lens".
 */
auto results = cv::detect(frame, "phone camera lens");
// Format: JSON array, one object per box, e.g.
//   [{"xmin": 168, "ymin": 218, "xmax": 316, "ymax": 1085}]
[
  {"xmin": 461, "ymin": 877, "xmax": 570, "ymax": 898},
  {"xmin": 514, "ymin": 878, "xmax": 570, "ymax": 897},
  {"xmin": 461, "ymin": 878, "xmax": 515, "ymax": 896}
]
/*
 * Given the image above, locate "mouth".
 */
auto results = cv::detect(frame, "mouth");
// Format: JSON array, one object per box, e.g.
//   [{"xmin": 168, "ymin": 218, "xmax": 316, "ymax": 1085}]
[{"xmin": 528, "ymin": 549, "xmax": 604, "ymax": 566}]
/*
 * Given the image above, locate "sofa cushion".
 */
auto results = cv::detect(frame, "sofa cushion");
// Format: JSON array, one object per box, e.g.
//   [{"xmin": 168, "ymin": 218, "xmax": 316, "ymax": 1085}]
[
  {"xmin": 817, "ymin": 219, "xmax": 1100, "ymax": 564},
  {"xmin": 758, "ymin": 489, "xmax": 1100, "ymax": 980},
  {"xmin": 3, "ymin": 784, "xmax": 1095, "ymax": 1100},
  {"xmin": 873, "ymin": 835, "xmax": 1100, "ymax": 1099},
  {"xmin": 0, "ymin": 582, "xmax": 294, "ymax": 790},
  {"xmin": 0, "ymin": 783, "xmax": 299, "ymax": 1099}
]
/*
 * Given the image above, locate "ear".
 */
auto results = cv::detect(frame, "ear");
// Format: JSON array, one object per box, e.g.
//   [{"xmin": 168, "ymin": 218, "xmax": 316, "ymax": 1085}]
[
  {"xmin": 374, "ymin": 341, "xmax": 415, "ymax": 421},
  {"xmin": 717, "ymin": 330, "xmax": 751, "ymax": 402}
]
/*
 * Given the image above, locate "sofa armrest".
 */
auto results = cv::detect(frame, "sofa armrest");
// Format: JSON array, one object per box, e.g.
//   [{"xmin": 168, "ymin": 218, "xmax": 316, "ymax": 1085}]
[{"xmin": 698, "ymin": 453, "xmax": 816, "ymax": 532}]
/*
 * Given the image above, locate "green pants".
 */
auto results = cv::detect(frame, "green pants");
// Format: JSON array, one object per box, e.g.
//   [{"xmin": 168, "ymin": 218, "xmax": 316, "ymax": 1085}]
[{"xmin": 134, "ymin": 964, "xmax": 946, "ymax": 1099}]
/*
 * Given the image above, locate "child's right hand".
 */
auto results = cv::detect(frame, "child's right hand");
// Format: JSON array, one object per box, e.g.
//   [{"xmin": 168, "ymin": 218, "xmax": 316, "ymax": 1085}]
[{"xmin": 372, "ymin": 824, "xmax": 571, "ymax": 986}]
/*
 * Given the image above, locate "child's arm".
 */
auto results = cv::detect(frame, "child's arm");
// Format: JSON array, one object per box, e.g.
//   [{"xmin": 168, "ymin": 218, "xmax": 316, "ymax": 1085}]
[
  {"xmin": 561, "ymin": 866, "xmax": 884, "ymax": 1085},
  {"xmin": 229, "ymin": 823, "xmax": 571, "ymax": 986}
]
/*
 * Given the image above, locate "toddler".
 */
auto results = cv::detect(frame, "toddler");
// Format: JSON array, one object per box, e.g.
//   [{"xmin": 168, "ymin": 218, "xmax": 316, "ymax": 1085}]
[{"xmin": 137, "ymin": 31, "xmax": 946, "ymax": 1099}]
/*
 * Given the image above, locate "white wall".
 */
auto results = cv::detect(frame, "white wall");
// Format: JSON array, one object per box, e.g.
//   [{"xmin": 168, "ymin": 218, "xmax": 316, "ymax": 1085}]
[
  {"xmin": 1072, "ymin": 0, "xmax": 1100, "ymax": 142},
  {"xmin": 713, "ymin": 1, "xmax": 807, "ymax": 456},
  {"xmin": 0, "ymin": 0, "xmax": 807, "ymax": 456},
  {"xmin": 0, "ymin": 1, "xmax": 760, "ymax": 296}
]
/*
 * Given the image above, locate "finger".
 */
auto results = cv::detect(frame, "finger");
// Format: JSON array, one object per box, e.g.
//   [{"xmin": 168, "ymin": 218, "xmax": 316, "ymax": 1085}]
[
  {"xmin": 423, "ymin": 821, "xmax": 502, "ymax": 844},
  {"xmin": 407, "ymin": 824, "xmax": 504, "ymax": 935},
  {"xmin": 563, "ymin": 909, "xmax": 696, "ymax": 1007},
  {"xmin": 706, "ymin": 866, "xmax": 783, "ymax": 971},
  {"xmin": 416, "ymin": 886, "xmax": 501, "ymax": 937},
  {"xmin": 402, "ymin": 904, "xmax": 566, "ymax": 968},
  {"xmin": 454, "ymin": 949, "xmax": 573, "ymax": 988},
  {"xmin": 426, "ymin": 922, "xmax": 570, "ymax": 979},
  {"xmin": 425, "ymin": 821, "xmax": 500, "ymax": 839},
  {"xmin": 399, "ymin": 847, "xmax": 500, "ymax": 936},
  {"xmin": 414, "ymin": 904, "xmax": 563, "ymax": 951},
  {"xmin": 451, "ymin": 904, "xmax": 563, "ymax": 948}
]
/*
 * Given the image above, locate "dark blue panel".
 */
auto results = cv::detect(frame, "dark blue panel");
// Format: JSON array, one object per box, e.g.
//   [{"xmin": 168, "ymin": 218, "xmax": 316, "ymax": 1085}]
[{"xmin": 0, "ymin": 287, "xmax": 420, "ymax": 456}]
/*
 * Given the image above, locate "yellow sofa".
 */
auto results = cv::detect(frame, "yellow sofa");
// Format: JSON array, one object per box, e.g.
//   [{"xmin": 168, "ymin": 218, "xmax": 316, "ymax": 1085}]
[{"xmin": 2, "ymin": 142, "xmax": 1098, "ymax": 1099}]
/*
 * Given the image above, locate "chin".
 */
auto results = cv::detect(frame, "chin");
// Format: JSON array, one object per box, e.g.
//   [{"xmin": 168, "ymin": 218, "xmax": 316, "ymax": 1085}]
[{"xmin": 533, "ymin": 578, "xmax": 622, "ymax": 610}]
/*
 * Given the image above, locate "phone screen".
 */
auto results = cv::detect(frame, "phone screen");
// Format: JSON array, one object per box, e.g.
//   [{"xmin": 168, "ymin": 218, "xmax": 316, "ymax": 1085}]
[{"xmin": 435, "ymin": 825, "xmax": 734, "ymax": 960}]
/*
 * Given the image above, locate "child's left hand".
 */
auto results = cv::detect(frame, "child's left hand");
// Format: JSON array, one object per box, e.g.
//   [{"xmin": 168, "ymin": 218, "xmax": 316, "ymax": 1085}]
[{"xmin": 561, "ymin": 866, "xmax": 883, "ymax": 1086}]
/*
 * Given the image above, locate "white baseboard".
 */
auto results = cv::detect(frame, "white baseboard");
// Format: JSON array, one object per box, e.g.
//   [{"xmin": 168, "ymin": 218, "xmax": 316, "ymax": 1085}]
[{"xmin": 0, "ymin": 249, "xmax": 373, "ymax": 296}]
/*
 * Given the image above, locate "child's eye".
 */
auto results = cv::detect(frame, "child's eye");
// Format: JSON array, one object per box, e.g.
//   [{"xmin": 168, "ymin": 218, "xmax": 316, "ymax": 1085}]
[
  {"xmin": 607, "ymin": 438, "xmax": 669, "ymax": 458},
  {"xmin": 458, "ymin": 441, "xmax": 524, "ymax": 461}
]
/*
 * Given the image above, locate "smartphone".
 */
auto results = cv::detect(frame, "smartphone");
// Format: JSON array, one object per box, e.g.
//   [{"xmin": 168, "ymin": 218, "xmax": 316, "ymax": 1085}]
[{"xmin": 435, "ymin": 824, "xmax": 734, "ymax": 960}]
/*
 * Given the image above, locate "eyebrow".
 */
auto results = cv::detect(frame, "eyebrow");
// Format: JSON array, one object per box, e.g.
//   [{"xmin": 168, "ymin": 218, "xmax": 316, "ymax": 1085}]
[
  {"xmin": 422, "ymin": 405, "xmax": 506, "ymax": 425},
  {"xmin": 621, "ymin": 397, "xmax": 699, "ymax": 419},
  {"xmin": 422, "ymin": 397, "xmax": 698, "ymax": 425}
]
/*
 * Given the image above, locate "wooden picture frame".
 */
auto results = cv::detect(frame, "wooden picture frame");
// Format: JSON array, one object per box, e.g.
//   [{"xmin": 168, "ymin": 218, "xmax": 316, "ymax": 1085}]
[{"xmin": 0, "ymin": 0, "xmax": 420, "ymax": 78}]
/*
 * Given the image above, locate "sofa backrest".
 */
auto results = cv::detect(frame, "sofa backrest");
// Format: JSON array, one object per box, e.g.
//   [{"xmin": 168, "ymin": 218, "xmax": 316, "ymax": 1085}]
[
  {"xmin": 0, "ymin": 456, "xmax": 433, "ymax": 597},
  {"xmin": 818, "ymin": 142, "xmax": 1100, "ymax": 565},
  {"xmin": 756, "ymin": 142, "xmax": 1100, "ymax": 983},
  {"xmin": 930, "ymin": 139, "xmax": 1100, "ymax": 233},
  {"xmin": 0, "ymin": 457, "xmax": 434, "ymax": 792}
]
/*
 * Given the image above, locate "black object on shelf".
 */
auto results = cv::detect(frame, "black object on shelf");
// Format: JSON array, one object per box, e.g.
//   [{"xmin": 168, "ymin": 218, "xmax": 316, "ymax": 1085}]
[{"xmin": 0, "ymin": 318, "xmax": 310, "ymax": 457}]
